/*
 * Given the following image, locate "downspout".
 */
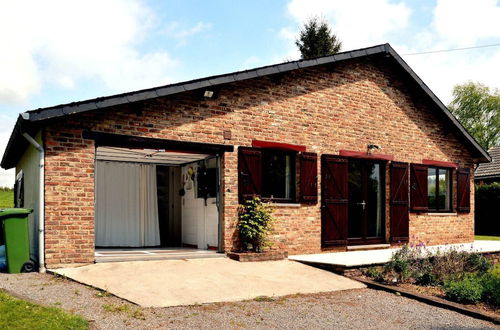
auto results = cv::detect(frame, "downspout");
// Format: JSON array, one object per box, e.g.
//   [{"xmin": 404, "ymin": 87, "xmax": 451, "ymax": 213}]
[{"xmin": 22, "ymin": 132, "xmax": 46, "ymax": 273}]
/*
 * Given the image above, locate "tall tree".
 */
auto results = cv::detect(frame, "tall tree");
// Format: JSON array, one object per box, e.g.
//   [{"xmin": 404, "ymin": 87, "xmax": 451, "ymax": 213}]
[
  {"xmin": 449, "ymin": 82, "xmax": 500, "ymax": 150},
  {"xmin": 295, "ymin": 17, "xmax": 342, "ymax": 59}
]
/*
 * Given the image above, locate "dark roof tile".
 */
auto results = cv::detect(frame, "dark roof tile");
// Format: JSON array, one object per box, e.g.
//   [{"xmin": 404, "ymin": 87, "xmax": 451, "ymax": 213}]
[{"xmin": 476, "ymin": 146, "xmax": 500, "ymax": 178}]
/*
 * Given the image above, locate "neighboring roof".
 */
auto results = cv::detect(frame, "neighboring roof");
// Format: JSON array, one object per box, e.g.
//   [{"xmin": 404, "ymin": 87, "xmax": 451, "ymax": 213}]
[
  {"xmin": 475, "ymin": 146, "xmax": 500, "ymax": 179},
  {"xmin": 1, "ymin": 43, "xmax": 491, "ymax": 169}
]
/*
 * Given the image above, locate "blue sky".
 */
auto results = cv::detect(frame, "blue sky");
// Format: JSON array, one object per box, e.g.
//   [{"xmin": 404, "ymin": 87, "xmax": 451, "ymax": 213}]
[{"xmin": 1, "ymin": 0, "xmax": 500, "ymax": 186}]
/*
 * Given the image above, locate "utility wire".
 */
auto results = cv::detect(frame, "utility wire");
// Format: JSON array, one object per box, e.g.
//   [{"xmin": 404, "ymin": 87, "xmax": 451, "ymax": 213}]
[{"xmin": 402, "ymin": 43, "xmax": 500, "ymax": 55}]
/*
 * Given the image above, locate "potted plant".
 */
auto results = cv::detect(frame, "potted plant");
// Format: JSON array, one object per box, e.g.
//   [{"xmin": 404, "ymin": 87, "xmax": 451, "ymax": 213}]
[{"xmin": 237, "ymin": 197, "xmax": 275, "ymax": 253}]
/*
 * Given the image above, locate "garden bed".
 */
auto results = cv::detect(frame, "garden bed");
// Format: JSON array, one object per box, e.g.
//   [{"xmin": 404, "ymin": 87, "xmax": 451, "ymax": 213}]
[
  {"xmin": 354, "ymin": 277, "xmax": 500, "ymax": 324},
  {"xmin": 361, "ymin": 244, "xmax": 500, "ymax": 320}
]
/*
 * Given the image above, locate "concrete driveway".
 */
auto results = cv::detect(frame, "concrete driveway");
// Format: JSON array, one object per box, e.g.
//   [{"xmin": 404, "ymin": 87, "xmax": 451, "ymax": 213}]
[{"xmin": 51, "ymin": 258, "xmax": 365, "ymax": 307}]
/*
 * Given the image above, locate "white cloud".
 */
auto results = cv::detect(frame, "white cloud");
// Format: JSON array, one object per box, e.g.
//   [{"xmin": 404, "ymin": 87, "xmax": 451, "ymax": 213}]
[
  {"xmin": 400, "ymin": 46, "xmax": 500, "ymax": 104},
  {"xmin": 396, "ymin": 0, "xmax": 500, "ymax": 103},
  {"xmin": 165, "ymin": 21, "xmax": 212, "ymax": 39},
  {"xmin": 285, "ymin": 0, "xmax": 411, "ymax": 49},
  {"xmin": 0, "ymin": 115, "xmax": 16, "ymax": 188},
  {"xmin": 432, "ymin": 0, "xmax": 500, "ymax": 46},
  {"xmin": 279, "ymin": 27, "xmax": 296, "ymax": 42},
  {"xmin": 0, "ymin": 0, "xmax": 179, "ymax": 104},
  {"xmin": 164, "ymin": 21, "xmax": 212, "ymax": 47},
  {"xmin": 282, "ymin": 0, "xmax": 500, "ymax": 104}
]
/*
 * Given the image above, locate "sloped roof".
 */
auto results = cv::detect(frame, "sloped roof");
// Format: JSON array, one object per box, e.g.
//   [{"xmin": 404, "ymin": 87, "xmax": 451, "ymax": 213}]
[
  {"xmin": 475, "ymin": 146, "xmax": 500, "ymax": 179},
  {"xmin": 1, "ymin": 43, "xmax": 491, "ymax": 169}
]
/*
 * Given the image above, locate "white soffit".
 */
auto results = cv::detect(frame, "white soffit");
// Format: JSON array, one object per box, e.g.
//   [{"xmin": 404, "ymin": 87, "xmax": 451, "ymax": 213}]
[{"xmin": 96, "ymin": 147, "xmax": 211, "ymax": 165}]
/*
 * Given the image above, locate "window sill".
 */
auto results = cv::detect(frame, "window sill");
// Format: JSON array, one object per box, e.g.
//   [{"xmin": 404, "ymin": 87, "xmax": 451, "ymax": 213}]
[
  {"xmin": 426, "ymin": 212, "xmax": 457, "ymax": 216},
  {"xmin": 270, "ymin": 203, "xmax": 301, "ymax": 207}
]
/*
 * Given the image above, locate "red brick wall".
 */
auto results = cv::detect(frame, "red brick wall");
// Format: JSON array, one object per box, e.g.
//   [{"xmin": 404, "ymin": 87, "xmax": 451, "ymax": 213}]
[{"xmin": 42, "ymin": 58, "xmax": 475, "ymax": 267}]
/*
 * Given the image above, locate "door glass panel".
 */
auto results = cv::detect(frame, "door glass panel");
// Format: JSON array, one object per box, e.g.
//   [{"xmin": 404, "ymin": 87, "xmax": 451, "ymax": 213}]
[
  {"xmin": 438, "ymin": 169, "xmax": 450, "ymax": 211},
  {"xmin": 348, "ymin": 160, "xmax": 363, "ymax": 238},
  {"xmin": 367, "ymin": 163, "xmax": 383, "ymax": 238},
  {"xmin": 428, "ymin": 168, "xmax": 437, "ymax": 208}
]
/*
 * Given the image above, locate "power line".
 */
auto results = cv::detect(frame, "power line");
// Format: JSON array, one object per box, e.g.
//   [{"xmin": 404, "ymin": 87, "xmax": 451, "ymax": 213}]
[{"xmin": 402, "ymin": 43, "xmax": 500, "ymax": 56}]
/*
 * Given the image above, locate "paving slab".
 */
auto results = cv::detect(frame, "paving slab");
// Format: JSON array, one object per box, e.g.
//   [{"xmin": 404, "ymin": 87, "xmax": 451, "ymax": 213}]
[
  {"xmin": 51, "ymin": 258, "xmax": 365, "ymax": 307},
  {"xmin": 289, "ymin": 240, "xmax": 500, "ymax": 267}
]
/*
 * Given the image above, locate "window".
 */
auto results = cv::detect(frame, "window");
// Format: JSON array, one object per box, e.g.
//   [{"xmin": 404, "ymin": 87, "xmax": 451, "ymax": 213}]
[
  {"xmin": 239, "ymin": 147, "xmax": 317, "ymax": 204},
  {"xmin": 427, "ymin": 167, "xmax": 452, "ymax": 211},
  {"xmin": 262, "ymin": 150, "xmax": 295, "ymax": 201}
]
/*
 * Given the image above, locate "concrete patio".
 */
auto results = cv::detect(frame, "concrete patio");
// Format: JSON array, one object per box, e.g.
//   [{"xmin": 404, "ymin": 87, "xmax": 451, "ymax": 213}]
[
  {"xmin": 51, "ymin": 258, "xmax": 365, "ymax": 307},
  {"xmin": 289, "ymin": 240, "xmax": 500, "ymax": 269}
]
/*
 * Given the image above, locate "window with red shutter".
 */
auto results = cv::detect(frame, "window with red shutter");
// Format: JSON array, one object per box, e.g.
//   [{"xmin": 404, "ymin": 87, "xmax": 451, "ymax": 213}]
[
  {"xmin": 238, "ymin": 147, "xmax": 262, "ymax": 202},
  {"xmin": 390, "ymin": 162, "xmax": 409, "ymax": 242},
  {"xmin": 410, "ymin": 164, "xmax": 428, "ymax": 212},
  {"xmin": 457, "ymin": 167, "xmax": 471, "ymax": 213},
  {"xmin": 299, "ymin": 152, "xmax": 318, "ymax": 204}
]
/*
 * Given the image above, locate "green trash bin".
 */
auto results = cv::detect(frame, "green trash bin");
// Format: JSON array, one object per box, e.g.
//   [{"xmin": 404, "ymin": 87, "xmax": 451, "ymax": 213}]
[{"xmin": 0, "ymin": 208, "xmax": 34, "ymax": 273}]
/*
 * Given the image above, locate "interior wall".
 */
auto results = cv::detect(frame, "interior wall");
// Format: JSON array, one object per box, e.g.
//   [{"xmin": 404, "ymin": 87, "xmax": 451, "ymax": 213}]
[
  {"xmin": 169, "ymin": 167, "xmax": 182, "ymax": 245},
  {"xmin": 156, "ymin": 166, "xmax": 182, "ymax": 246},
  {"xmin": 156, "ymin": 166, "xmax": 169, "ymax": 245},
  {"xmin": 181, "ymin": 159, "xmax": 218, "ymax": 249}
]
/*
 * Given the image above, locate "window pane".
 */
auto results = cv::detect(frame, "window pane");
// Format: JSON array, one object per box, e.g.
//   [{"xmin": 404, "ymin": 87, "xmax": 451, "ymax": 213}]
[
  {"xmin": 428, "ymin": 168, "xmax": 436, "ymax": 209},
  {"xmin": 262, "ymin": 151, "xmax": 294, "ymax": 199},
  {"xmin": 438, "ymin": 169, "xmax": 450, "ymax": 210},
  {"xmin": 367, "ymin": 163, "xmax": 383, "ymax": 238}
]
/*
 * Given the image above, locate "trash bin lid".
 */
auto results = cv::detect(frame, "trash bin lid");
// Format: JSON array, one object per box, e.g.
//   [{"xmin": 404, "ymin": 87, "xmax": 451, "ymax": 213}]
[{"xmin": 0, "ymin": 208, "xmax": 33, "ymax": 219}]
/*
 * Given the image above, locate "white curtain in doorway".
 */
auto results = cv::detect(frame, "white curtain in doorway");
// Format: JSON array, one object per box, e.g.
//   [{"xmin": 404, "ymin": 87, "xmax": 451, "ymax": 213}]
[{"xmin": 95, "ymin": 161, "xmax": 160, "ymax": 247}]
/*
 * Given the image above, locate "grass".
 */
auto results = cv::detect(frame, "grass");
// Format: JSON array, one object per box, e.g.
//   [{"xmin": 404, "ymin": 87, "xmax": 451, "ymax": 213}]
[
  {"xmin": 475, "ymin": 235, "xmax": 500, "ymax": 241},
  {"xmin": 0, "ymin": 190, "xmax": 13, "ymax": 209},
  {"xmin": 0, "ymin": 290, "xmax": 88, "ymax": 330}
]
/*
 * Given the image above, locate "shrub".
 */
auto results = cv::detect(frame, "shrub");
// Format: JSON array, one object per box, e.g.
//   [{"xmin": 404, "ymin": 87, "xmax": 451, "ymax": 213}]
[
  {"xmin": 410, "ymin": 254, "xmax": 437, "ymax": 286},
  {"xmin": 384, "ymin": 244, "xmax": 425, "ymax": 283},
  {"xmin": 444, "ymin": 274, "xmax": 483, "ymax": 304},
  {"xmin": 365, "ymin": 267, "xmax": 384, "ymax": 282},
  {"xmin": 480, "ymin": 271, "xmax": 500, "ymax": 307},
  {"xmin": 237, "ymin": 197, "xmax": 275, "ymax": 252},
  {"xmin": 383, "ymin": 244, "xmax": 492, "ymax": 285},
  {"xmin": 465, "ymin": 253, "xmax": 492, "ymax": 274}
]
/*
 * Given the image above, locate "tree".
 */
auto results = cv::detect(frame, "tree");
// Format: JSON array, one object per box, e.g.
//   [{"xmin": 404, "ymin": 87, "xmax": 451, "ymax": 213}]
[
  {"xmin": 295, "ymin": 17, "xmax": 342, "ymax": 59},
  {"xmin": 448, "ymin": 82, "xmax": 500, "ymax": 150}
]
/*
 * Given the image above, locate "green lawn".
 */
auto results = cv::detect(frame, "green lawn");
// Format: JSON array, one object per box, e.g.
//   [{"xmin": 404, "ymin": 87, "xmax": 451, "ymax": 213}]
[
  {"xmin": 0, "ymin": 190, "xmax": 13, "ymax": 209},
  {"xmin": 475, "ymin": 235, "xmax": 500, "ymax": 241},
  {"xmin": 0, "ymin": 290, "xmax": 88, "ymax": 330}
]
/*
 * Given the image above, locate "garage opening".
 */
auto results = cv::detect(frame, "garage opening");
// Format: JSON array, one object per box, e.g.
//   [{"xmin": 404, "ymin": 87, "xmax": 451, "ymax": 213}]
[{"xmin": 94, "ymin": 146, "xmax": 222, "ymax": 260}]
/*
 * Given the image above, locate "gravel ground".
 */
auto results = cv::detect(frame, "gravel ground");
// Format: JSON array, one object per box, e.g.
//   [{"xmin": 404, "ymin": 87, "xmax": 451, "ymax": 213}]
[{"xmin": 0, "ymin": 272, "xmax": 497, "ymax": 329}]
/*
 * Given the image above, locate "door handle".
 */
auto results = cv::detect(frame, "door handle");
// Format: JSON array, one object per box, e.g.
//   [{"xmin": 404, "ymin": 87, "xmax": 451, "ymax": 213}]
[{"xmin": 356, "ymin": 201, "xmax": 366, "ymax": 210}]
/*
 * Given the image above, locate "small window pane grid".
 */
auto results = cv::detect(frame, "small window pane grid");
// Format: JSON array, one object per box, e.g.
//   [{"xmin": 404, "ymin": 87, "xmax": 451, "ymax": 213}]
[
  {"xmin": 262, "ymin": 150, "xmax": 296, "ymax": 202},
  {"xmin": 427, "ymin": 167, "xmax": 452, "ymax": 212}
]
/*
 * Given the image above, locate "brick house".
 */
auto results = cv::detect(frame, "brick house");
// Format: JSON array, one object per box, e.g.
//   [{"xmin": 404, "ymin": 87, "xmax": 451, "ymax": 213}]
[{"xmin": 1, "ymin": 44, "xmax": 490, "ymax": 269}]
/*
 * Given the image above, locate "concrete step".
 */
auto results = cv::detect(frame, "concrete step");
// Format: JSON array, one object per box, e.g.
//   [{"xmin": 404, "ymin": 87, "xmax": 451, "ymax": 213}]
[
  {"xmin": 347, "ymin": 244, "xmax": 391, "ymax": 252},
  {"xmin": 95, "ymin": 251, "xmax": 225, "ymax": 263}
]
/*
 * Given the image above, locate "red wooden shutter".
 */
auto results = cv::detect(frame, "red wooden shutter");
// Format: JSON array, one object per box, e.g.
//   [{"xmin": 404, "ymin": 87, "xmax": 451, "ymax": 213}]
[
  {"xmin": 457, "ymin": 167, "xmax": 471, "ymax": 213},
  {"xmin": 410, "ymin": 164, "xmax": 428, "ymax": 212},
  {"xmin": 299, "ymin": 152, "xmax": 318, "ymax": 204},
  {"xmin": 321, "ymin": 155, "xmax": 348, "ymax": 247},
  {"xmin": 238, "ymin": 147, "xmax": 262, "ymax": 202},
  {"xmin": 390, "ymin": 162, "xmax": 409, "ymax": 242}
]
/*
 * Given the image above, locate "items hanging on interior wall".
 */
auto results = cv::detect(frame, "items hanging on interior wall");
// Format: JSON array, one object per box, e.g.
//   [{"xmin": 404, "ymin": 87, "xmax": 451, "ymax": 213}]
[
  {"xmin": 197, "ymin": 165, "xmax": 217, "ymax": 204},
  {"xmin": 184, "ymin": 167, "xmax": 195, "ymax": 190}
]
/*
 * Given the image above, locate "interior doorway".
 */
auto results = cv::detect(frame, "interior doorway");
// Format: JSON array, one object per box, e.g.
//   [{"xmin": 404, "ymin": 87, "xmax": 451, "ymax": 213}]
[
  {"xmin": 94, "ymin": 147, "xmax": 221, "ymax": 251},
  {"xmin": 347, "ymin": 159, "xmax": 385, "ymax": 244}
]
